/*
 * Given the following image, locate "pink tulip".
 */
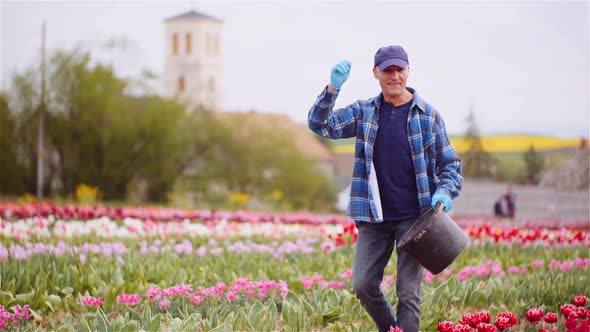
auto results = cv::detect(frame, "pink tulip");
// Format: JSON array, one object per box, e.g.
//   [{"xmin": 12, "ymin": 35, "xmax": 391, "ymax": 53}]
[
  {"xmin": 81, "ymin": 296, "xmax": 103, "ymax": 307},
  {"xmin": 12, "ymin": 305, "xmax": 32, "ymax": 321},
  {"xmin": 157, "ymin": 300, "xmax": 170, "ymax": 310},
  {"xmin": 116, "ymin": 294, "xmax": 141, "ymax": 306},
  {"xmin": 187, "ymin": 293, "xmax": 204, "ymax": 305},
  {"xmin": 339, "ymin": 269, "xmax": 353, "ymax": 280},
  {"xmin": 506, "ymin": 267, "xmax": 520, "ymax": 274}
]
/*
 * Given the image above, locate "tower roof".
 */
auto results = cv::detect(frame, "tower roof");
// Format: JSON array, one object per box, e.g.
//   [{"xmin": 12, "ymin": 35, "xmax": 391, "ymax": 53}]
[{"xmin": 164, "ymin": 9, "xmax": 223, "ymax": 23}]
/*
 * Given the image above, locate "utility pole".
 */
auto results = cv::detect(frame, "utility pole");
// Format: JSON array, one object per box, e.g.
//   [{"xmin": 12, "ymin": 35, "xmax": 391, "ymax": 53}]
[{"xmin": 36, "ymin": 22, "xmax": 46, "ymax": 199}]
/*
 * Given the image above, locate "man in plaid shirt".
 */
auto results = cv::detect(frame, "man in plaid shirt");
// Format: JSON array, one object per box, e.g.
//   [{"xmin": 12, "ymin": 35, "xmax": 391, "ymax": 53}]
[{"xmin": 308, "ymin": 45, "xmax": 463, "ymax": 332}]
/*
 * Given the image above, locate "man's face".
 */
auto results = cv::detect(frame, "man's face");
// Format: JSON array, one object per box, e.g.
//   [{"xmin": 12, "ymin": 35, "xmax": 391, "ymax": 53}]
[{"xmin": 373, "ymin": 65, "xmax": 409, "ymax": 98}]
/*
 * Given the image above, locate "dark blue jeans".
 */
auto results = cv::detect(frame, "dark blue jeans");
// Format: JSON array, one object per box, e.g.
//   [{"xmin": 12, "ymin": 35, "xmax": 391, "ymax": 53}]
[{"xmin": 352, "ymin": 219, "xmax": 423, "ymax": 332}]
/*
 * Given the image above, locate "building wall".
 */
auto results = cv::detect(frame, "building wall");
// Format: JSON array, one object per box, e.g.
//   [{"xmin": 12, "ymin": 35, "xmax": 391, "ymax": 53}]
[{"xmin": 164, "ymin": 19, "xmax": 223, "ymax": 111}]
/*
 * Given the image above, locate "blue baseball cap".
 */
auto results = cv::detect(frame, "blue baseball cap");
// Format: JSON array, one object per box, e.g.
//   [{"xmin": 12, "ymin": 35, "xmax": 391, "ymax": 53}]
[{"xmin": 374, "ymin": 45, "xmax": 409, "ymax": 70}]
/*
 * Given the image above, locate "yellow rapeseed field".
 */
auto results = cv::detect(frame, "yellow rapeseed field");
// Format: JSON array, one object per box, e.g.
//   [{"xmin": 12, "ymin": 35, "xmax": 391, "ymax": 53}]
[
  {"xmin": 450, "ymin": 136, "xmax": 581, "ymax": 153},
  {"xmin": 332, "ymin": 135, "xmax": 581, "ymax": 154}
]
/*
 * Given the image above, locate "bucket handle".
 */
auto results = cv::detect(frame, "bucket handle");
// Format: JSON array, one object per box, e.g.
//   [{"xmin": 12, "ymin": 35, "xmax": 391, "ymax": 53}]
[{"xmin": 435, "ymin": 202, "xmax": 445, "ymax": 215}]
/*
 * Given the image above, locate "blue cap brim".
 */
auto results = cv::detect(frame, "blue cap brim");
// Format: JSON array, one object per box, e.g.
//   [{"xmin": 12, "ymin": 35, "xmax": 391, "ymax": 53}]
[{"xmin": 377, "ymin": 58, "xmax": 409, "ymax": 71}]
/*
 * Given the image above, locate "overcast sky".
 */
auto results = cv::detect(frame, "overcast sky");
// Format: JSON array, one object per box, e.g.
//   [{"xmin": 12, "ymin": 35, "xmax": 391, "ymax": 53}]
[{"xmin": 1, "ymin": 0, "xmax": 589, "ymax": 137}]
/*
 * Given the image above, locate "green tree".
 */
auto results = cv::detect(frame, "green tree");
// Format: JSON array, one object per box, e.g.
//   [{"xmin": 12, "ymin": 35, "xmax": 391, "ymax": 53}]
[
  {"xmin": 47, "ymin": 50, "xmax": 127, "ymax": 197},
  {"xmin": 8, "ymin": 47, "xmax": 215, "ymax": 201},
  {"xmin": 184, "ymin": 113, "xmax": 336, "ymax": 211},
  {"xmin": 7, "ymin": 44, "xmax": 336, "ymax": 208},
  {"xmin": 460, "ymin": 107, "xmax": 496, "ymax": 178},
  {"xmin": 10, "ymin": 69, "xmax": 45, "ymax": 195},
  {"xmin": 128, "ymin": 98, "xmax": 213, "ymax": 202},
  {"xmin": 523, "ymin": 144, "xmax": 544, "ymax": 184},
  {"xmin": 0, "ymin": 92, "xmax": 26, "ymax": 195},
  {"xmin": 271, "ymin": 152, "xmax": 336, "ymax": 211}
]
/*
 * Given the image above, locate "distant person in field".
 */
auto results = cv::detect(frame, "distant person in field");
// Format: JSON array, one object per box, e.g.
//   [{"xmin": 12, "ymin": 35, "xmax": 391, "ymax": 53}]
[
  {"xmin": 494, "ymin": 184, "xmax": 517, "ymax": 218},
  {"xmin": 493, "ymin": 195, "xmax": 505, "ymax": 217},
  {"xmin": 307, "ymin": 45, "xmax": 463, "ymax": 332}
]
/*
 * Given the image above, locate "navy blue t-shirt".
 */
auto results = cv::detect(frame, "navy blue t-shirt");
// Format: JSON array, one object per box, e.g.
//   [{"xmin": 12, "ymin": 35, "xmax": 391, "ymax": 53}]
[{"xmin": 373, "ymin": 98, "xmax": 421, "ymax": 221}]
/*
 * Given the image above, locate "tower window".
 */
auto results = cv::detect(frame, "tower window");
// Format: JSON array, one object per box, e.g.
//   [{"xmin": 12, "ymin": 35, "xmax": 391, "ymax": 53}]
[
  {"xmin": 185, "ymin": 32, "xmax": 191, "ymax": 54},
  {"xmin": 178, "ymin": 75, "xmax": 185, "ymax": 92},
  {"xmin": 172, "ymin": 33, "xmax": 179, "ymax": 55}
]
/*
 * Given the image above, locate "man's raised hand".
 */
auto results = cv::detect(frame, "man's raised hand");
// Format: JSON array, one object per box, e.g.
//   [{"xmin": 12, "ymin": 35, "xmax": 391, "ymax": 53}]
[{"xmin": 330, "ymin": 60, "xmax": 352, "ymax": 90}]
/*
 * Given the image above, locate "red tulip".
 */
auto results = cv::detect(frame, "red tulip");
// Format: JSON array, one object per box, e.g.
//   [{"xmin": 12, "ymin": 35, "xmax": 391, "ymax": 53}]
[
  {"xmin": 460, "ymin": 313, "xmax": 482, "ymax": 327},
  {"xmin": 459, "ymin": 311, "xmax": 492, "ymax": 327},
  {"xmin": 478, "ymin": 311, "xmax": 492, "ymax": 324},
  {"xmin": 573, "ymin": 294, "xmax": 588, "ymax": 307},
  {"xmin": 577, "ymin": 307, "xmax": 589, "ymax": 319},
  {"xmin": 453, "ymin": 324, "xmax": 472, "ymax": 332},
  {"xmin": 544, "ymin": 312, "xmax": 558, "ymax": 323},
  {"xmin": 476, "ymin": 322, "xmax": 498, "ymax": 332},
  {"xmin": 562, "ymin": 304, "xmax": 579, "ymax": 318},
  {"xmin": 438, "ymin": 321, "xmax": 455, "ymax": 332},
  {"xmin": 526, "ymin": 308, "xmax": 544, "ymax": 323},
  {"xmin": 494, "ymin": 311, "xmax": 518, "ymax": 331},
  {"xmin": 565, "ymin": 317, "xmax": 578, "ymax": 329},
  {"xmin": 388, "ymin": 326, "xmax": 404, "ymax": 332}
]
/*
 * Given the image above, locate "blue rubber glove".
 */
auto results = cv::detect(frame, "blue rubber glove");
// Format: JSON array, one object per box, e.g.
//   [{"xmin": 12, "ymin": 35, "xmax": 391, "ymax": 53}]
[
  {"xmin": 330, "ymin": 60, "xmax": 351, "ymax": 90},
  {"xmin": 431, "ymin": 193, "xmax": 452, "ymax": 213}
]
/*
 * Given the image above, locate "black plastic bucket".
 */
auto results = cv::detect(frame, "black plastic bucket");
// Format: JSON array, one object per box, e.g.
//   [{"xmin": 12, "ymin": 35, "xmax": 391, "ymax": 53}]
[{"xmin": 397, "ymin": 203, "xmax": 469, "ymax": 275}]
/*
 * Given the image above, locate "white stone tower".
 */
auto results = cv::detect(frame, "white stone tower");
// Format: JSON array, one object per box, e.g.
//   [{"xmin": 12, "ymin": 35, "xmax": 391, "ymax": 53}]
[{"xmin": 163, "ymin": 10, "xmax": 223, "ymax": 112}]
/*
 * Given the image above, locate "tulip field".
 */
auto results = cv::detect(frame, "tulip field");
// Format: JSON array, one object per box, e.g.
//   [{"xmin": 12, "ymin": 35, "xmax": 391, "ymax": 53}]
[{"xmin": 1, "ymin": 202, "xmax": 589, "ymax": 331}]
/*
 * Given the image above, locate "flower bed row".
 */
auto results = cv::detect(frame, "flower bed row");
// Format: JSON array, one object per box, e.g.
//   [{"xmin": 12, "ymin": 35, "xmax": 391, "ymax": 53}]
[
  {"xmin": 0, "ymin": 237, "xmax": 321, "ymax": 261},
  {"xmin": 2, "ymin": 231, "xmax": 588, "ymax": 284},
  {"xmin": 3, "ymin": 201, "xmax": 589, "ymax": 229},
  {"xmin": 437, "ymin": 294, "xmax": 589, "ymax": 331},
  {"xmin": 328, "ymin": 222, "xmax": 589, "ymax": 249},
  {"xmin": 1, "ymin": 216, "xmax": 341, "ymax": 240},
  {"xmin": 0, "ymin": 201, "xmax": 350, "ymax": 224},
  {"xmin": 3, "ymin": 215, "xmax": 589, "ymax": 249},
  {"xmin": 4, "ymin": 285, "xmax": 587, "ymax": 332}
]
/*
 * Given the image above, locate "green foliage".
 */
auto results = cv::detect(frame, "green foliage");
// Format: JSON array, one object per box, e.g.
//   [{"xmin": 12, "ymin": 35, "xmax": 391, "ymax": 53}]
[
  {"xmin": 1, "ymin": 232, "xmax": 588, "ymax": 331},
  {"xmin": 474, "ymin": 151, "xmax": 573, "ymax": 184},
  {"xmin": 37, "ymin": 49, "xmax": 201, "ymax": 201},
  {"xmin": 460, "ymin": 107, "xmax": 497, "ymax": 178},
  {"xmin": 457, "ymin": 109, "xmax": 560, "ymax": 184},
  {"xmin": 523, "ymin": 144, "xmax": 545, "ymax": 184},
  {"xmin": 0, "ymin": 92, "xmax": 26, "ymax": 195},
  {"xmin": 184, "ymin": 113, "xmax": 337, "ymax": 211},
  {"xmin": 6, "ymin": 70, "xmax": 42, "ymax": 194},
  {"xmin": 4, "ymin": 45, "xmax": 334, "ymax": 209}
]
